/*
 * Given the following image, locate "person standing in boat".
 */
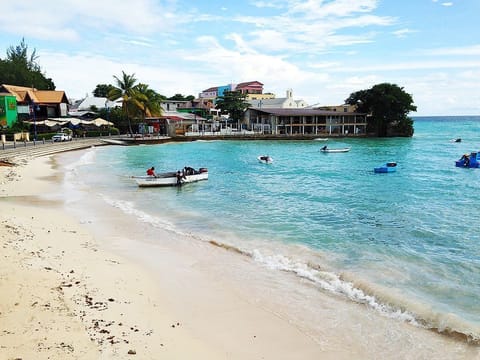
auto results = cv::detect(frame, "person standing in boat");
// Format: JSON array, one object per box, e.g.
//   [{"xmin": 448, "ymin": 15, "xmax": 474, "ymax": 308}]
[
  {"xmin": 146, "ymin": 166, "xmax": 157, "ymax": 177},
  {"xmin": 321, "ymin": 145, "xmax": 328, "ymax": 151}
]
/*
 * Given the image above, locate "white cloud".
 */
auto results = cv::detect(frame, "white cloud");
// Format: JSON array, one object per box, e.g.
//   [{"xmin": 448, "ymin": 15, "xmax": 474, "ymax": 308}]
[
  {"xmin": 442, "ymin": 2, "xmax": 453, "ymax": 6},
  {"xmin": 231, "ymin": 1, "xmax": 396, "ymax": 55},
  {"xmin": 0, "ymin": 0, "xmax": 174, "ymax": 41},
  {"xmin": 392, "ymin": 28, "xmax": 417, "ymax": 39},
  {"xmin": 287, "ymin": 0, "xmax": 379, "ymax": 18},
  {"xmin": 420, "ymin": 45, "xmax": 480, "ymax": 56},
  {"xmin": 250, "ymin": 1, "xmax": 284, "ymax": 9}
]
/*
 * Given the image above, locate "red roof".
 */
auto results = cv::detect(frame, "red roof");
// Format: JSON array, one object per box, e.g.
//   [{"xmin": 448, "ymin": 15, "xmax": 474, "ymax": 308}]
[
  {"xmin": 202, "ymin": 86, "xmax": 218, "ymax": 92},
  {"xmin": 235, "ymin": 81, "xmax": 264, "ymax": 88}
]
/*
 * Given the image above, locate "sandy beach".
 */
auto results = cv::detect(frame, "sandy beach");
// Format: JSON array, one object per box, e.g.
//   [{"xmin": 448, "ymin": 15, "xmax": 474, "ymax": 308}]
[{"xmin": 1, "ymin": 146, "xmax": 479, "ymax": 359}]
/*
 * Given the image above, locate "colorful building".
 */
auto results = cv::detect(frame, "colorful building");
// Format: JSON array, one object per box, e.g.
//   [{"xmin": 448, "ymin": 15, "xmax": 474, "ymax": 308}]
[
  {"xmin": 0, "ymin": 84, "xmax": 69, "ymax": 121},
  {"xmin": 0, "ymin": 94, "xmax": 18, "ymax": 127},
  {"xmin": 234, "ymin": 81, "xmax": 264, "ymax": 95}
]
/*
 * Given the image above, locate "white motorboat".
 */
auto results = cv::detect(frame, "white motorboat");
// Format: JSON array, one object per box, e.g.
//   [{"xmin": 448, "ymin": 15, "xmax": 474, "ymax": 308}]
[
  {"xmin": 134, "ymin": 167, "xmax": 208, "ymax": 187},
  {"xmin": 257, "ymin": 155, "xmax": 273, "ymax": 164},
  {"xmin": 320, "ymin": 147, "xmax": 350, "ymax": 153}
]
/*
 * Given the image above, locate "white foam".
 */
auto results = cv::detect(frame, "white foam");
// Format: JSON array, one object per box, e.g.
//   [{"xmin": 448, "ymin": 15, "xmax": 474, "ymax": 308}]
[
  {"xmin": 100, "ymin": 194, "xmax": 181, "ymax": 235},
  {"xmin": 251, "ymin": 249, "xmax": 419, "ymax": 325}
]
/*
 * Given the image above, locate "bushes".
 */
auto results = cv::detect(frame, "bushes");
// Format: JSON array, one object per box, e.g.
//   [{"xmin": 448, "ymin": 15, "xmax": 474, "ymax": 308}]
[{"xmin": 74, "ymin": 127, "xmax": 120, "ymax": 137}]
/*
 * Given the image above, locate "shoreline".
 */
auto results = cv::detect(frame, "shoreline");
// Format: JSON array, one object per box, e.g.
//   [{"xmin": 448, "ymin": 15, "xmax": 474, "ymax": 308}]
[{"xmin": 0, "ymin": 148, "xmax": 479, "ymax": 359}]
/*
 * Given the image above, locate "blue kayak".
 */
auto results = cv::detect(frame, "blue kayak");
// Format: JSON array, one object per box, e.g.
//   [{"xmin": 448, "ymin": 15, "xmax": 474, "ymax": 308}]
[{"xmin": 374, "ymin": 162, "xmax": 397, "ymax": 173}]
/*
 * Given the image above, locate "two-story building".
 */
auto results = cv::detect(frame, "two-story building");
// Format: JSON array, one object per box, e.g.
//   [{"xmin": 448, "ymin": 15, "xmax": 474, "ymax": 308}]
[
  {"xmin": 0, "ymin": 84, "xmax": 69, "ymax": 122},
  {"xmin": 244, "ymin": 107, "xmax": 367, "ymax": 136},
  {"xmin": 234, "ymin": 81, "xmax": 264, "ymax": 96}
]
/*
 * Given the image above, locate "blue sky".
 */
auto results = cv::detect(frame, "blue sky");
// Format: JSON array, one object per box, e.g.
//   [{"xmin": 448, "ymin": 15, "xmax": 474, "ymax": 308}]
[{"xmin": 1, "ymin": 0, "xmax": 479, "ymax": 116}]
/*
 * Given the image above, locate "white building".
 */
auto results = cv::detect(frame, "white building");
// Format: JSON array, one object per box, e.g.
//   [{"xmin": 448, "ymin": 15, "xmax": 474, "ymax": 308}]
[{"xmin": 247, "ymin": 89, "xmax": 308, "ymax": 109}]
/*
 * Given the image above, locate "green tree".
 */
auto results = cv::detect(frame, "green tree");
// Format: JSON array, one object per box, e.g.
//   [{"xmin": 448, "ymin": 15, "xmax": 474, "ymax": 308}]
[
  {"xmin": 345, "ymin": 83, "xmax": 416, "ymax": 137},
  {"xmin": 98, "ymin": 106, "xmax": 127, "ymax": 131},
  {"xmin": 93, "ymin": 84, "xmax": 116, "ymax": 97},
  {"xmin": 0, "ymin": 38, "xmax": 55, "ymax": 89},
  {"xmin": 108, "ymin": 71, "xmax": 141, "ymax": 134},
  {"xmin": 215, "ymin": 91, "xmax": 250, "ymax": 126},
  {"xmin": 133, "ymin": 83, "xmax": 163, "ymax": 120},
  {"xmin": 168, "ymin": 93, "xmax": 193, "ymax": 101}
]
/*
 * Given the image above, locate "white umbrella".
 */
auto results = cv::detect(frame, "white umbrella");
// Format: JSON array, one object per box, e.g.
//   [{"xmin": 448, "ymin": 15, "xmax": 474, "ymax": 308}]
[{"xmin": 92, "ymin": 117, "xmax": 114, "ymax": 127}]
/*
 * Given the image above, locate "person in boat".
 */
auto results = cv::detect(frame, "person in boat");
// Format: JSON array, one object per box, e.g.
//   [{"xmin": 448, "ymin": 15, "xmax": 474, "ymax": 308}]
[
  {"xmin": 184, "ymin": 166, "xmax": 195, "ymax": 175},
  {"xmin": 146, "ymin": 166, "xmax": 157, "ymax": 177},
  {"xmin": 321, "ymin": 145, "xmax": 328, "ymax": 151},
  {"xmin": 461, "ymin": 154, "xmax": 470, "ymax": 167}
]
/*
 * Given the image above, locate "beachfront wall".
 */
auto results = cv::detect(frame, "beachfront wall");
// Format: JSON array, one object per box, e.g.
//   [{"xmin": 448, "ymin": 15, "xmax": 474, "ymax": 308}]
[
  {"xmin": 0, "ymin": 95, "xmax": 18, "ymax": 127},
  {"xmin": 245, "ymin": 108, "xmax": 367, "ymax": 136}
]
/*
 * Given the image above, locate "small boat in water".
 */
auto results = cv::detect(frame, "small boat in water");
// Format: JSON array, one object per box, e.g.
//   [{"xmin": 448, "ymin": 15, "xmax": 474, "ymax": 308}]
[
  {"xmin": 374, "ymin": 162, "xmax": 397, "ymax": 173},
  {"xmin": 320, "ymin": 146, "xmax": 350, "ymax": 153},
  {"xmin": 455, "ymin": 152, "xmax": 479, "ymax": 168},
  {"xmin": 450, "ymin": 138, "xmax": 462, "ymax": 143},
  {"xmin": 258, "ymin": 155, "xmax": 273, "ymax": 164},
  {"xmin": 134, "ymin": 167, "xmax": 208, "ymax": 187}
]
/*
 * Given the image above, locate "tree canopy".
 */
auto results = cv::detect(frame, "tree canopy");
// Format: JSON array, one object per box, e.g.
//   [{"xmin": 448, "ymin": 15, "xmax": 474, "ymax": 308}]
[
  {"xmin": 168, "ymin": 93, "xmax": 194, "ymax": 101},
  {"xmin": 107, "ymin": 71, "xmax": 163, "ymax": 134},
  {"xmin": 215, "ymin": 91, "xmax": 250, "ymax": 122},
  {"xmin": 0, "ymin": 38, "xmax": 55, "ymax": 90},
  {"xmin": 93, "ymin": 84, "xmax": 116, "ymax": 97},
  {"xmin": 345, "ymin": 83, "xmax": 416, "ymax": 137}
]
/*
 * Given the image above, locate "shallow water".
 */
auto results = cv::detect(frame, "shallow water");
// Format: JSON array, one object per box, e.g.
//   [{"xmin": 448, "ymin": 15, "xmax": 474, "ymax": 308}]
[{"xmin": 63, "ymin": 116, "xmax": 480, "ymax": 342}]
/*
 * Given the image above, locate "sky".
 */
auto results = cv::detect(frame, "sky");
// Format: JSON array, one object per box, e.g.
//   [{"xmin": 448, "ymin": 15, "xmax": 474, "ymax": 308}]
[{"xmin": 1, "ymin": 0, "xmax": 479, "ymax": 116}]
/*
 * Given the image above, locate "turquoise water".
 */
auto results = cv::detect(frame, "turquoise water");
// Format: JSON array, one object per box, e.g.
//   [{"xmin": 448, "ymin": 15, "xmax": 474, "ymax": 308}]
[{"xmin": 68, "ymin": 116, "xmax": 480, "ymax": 340}]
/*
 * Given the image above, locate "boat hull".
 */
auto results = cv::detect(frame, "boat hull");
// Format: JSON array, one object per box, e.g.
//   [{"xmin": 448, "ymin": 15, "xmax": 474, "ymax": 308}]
[
  {"xmin": 135, "ymin": 172, "xmax": 208, "ymax": 187},
  {"xmin": 257, "ymin": 156, "xmax": 273, "ymax": 164},
  {"xmin": 455, "ymin": 152, "xmax": 480, "ymax": 168},
  {"xmin": 374, "ymin": 167, "xmax": 396, "ymax": 173},
  {"xmin": 374, "ymin": 162, "xmax": 397, "ymax": 173},
  {"xmin": 320, "ymin": 148, "xmax": 350, "ymax": 153}
]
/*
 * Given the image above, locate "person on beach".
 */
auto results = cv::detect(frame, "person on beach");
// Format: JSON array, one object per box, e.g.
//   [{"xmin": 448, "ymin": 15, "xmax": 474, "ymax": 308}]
[{"xmin": 146, "ymin": 166, "xmax": 157, "ymax": 177}]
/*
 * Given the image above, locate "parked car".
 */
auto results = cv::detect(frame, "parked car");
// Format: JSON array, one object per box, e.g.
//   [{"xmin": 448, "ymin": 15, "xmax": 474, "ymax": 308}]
[{"xmin": 52, "ymin": 133, "xmax": 72, "ymax": 142}]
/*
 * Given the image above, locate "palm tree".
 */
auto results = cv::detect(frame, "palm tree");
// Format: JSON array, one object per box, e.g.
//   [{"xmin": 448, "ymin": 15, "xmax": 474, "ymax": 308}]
[
  {"xmin": 134, "ymin": 83, "xmax": 163, "ymax": 120},
  {"xmin": 108, "ymin": 71, "xmax": 140, "ymax": 134}
]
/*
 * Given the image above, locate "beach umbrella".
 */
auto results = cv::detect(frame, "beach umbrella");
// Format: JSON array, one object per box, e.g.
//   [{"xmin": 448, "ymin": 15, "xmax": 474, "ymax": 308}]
[{"xmin": 92, "ymin": 117, "xmax": 114, "ymax": 127}]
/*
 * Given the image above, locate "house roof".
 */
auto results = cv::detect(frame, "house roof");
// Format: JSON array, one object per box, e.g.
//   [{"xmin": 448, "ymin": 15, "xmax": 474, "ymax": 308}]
[
  {"xmin": 202, "ymin": 86, "xmax": 218, "ymax": 92},
  {"xmin": 35, "ymin": 90, "xmax": 67, "ymax": 103},
  {"xmin": 235, "ymin": 80, "xmax": 264, "ymax": 88},
  {"xmin": 250, "ymin": 108, "xmax": 365, "ymax": 116},
  {"xmin": 1, "ymin": 84, "xmax": 67, "ymax": 104},
  {"xmin": 73, "ymin": 96, "xmax": 118, "ymax": 111},
  {"xmin": 160, "ymin": 111, "xmax": 207, "ymax": 121}
]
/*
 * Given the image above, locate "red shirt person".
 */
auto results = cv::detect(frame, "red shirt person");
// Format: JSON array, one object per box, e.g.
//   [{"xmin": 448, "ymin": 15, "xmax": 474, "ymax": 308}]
[{"xmin": 146, "ymin": 167, "xmax": 156, "ymax": 177}]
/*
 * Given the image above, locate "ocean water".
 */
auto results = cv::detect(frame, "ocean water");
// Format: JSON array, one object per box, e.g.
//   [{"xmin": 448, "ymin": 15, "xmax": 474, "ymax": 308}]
[{"xmin": 63, "ymin": 116, "xmax": 480, "ymax": 343}]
